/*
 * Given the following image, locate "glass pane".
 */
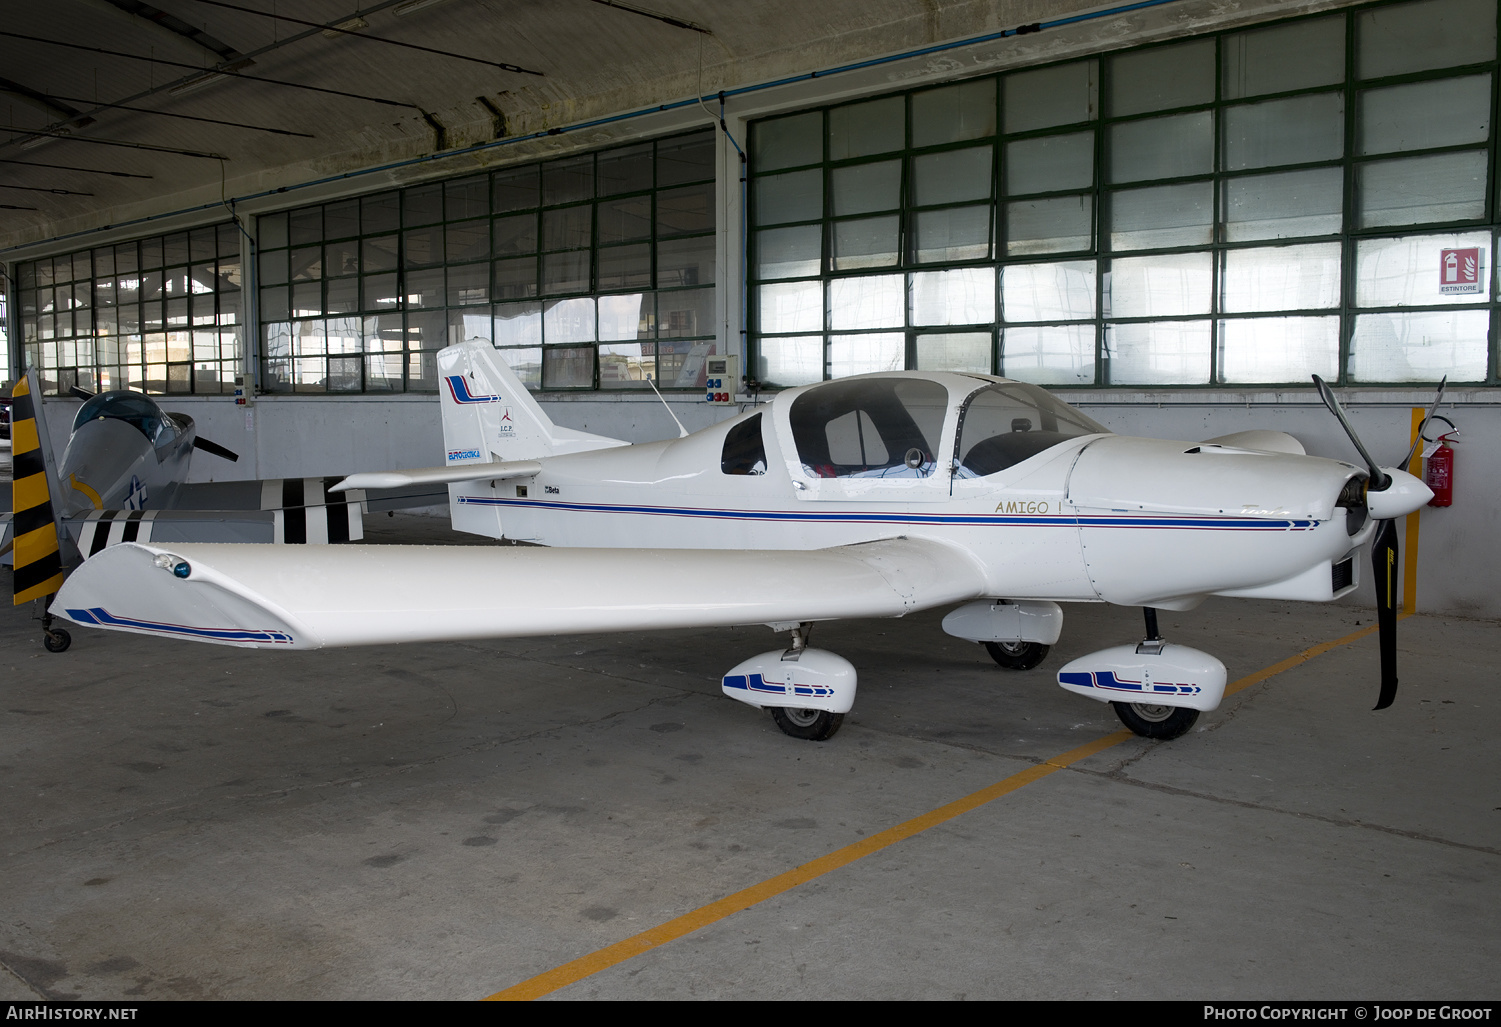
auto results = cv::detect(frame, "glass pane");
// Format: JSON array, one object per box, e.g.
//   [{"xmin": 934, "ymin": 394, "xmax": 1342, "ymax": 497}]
[
  {"xmin": 1002, "ymin": 324, "xmax": 1096, "ymax": 385},
  {"xmin": 258, "ymin": 212, "xmax": 288, "ymax": 250},
  {"xmin": 542, "ymin": 250, "xmax": 589, "ymax": 295},
  {"xmin": 493, "ymin": 255, "xmax": 538, "ymax": 299},
  {"xmin": 912, "ymin": 146, "xmax": 993, "ymax": 206},
  {"xmin": 362, "ymin": 234, "xmax": 398, "ymax": 273},
  {"xmin": 1360, "ymin": 75, "xmax": 1491, "ymax": 155},
  {"xmin": 658, "ymin": 236, "xmax": 715, "ymax": 287},
  {"xmin": 543, "ymin": 156, "xmax": 593, "ymax": 206},
  {"xmin": 759, "ymin": 281, "xmax": 822, "ymax": 334},
  {"xmin": 1224, "ymin": 93, "xmax": 1344, "ymax": 170},
  {"xmin": 1223, "ymin": 168, "xmax": 1344, "ymax": 241},
  {"xmin": 657, "ymin": 184, "xmax": 714, "ymax": 237},
  {"xmin": 543, "ymin": 206, "xmax": 591, "ymax": 251},
  {"xmin": 402, "ymin": 226, "xmax": 443, "ymax": 267},
  {"xmin": 1355, "ymin": 232, "xmax": 1492, "ymax": 306},
  {"xmin": 362, "ymin": 273, "xmax": 400, "ymax": 310},
  {"xmin": 1110, "ymin": 111, "xmax": 1213, "ymax": 183},
  {"xmin": 754, "ymin": 111, "xmax": 822, "ymax": 172},
  {"xmin": 258, "ymin": 249, "xmax": 289, "ymax": 285},
  {"xmin": 910, "ymin": 267, "xmax": 996, "ymax": 326},
  {"xmin": 446, "ymin": 220, "xmax": 490, "ymax": 263},
  {"xmin": 597, "ymin": 243, "xmax": 651, "ymax": 291},
  {"xmin": 1359, "ymin": 151, "xmax": 1487, "ymax": 228},
  {"xmin": 1110, "ymin": 182, "xmax": 1213, "ymax": 250},
  {"xmin": 755, "ymin": 169, "xmax": 822, "ymax": 225},
  {"xmin": 913, "ymin": 205, "xmax": 991, "ymax": 263},
  {"xmin": 405, "ymin": 267, "xmax": 443, "ymax": 309},
  {"xmin": 448, "ymin": 262, "xmax": 490, "ymax": 306},
  {"xmin": 915, "ymin": 331, "xmax": 991, "ymax": 373},
  {"xmin": 494, "ymin": 301, "xmax": 542, "ymax": 346},
  {"xmin": 445, "ymin": 177, "xmax": 488, "ymax": 221},
  {"xmin": 657, "ymin": 131, "xmax": 715, "ymax": 186},
  {"xmin": 1005, "ymin": 131, "xmax": 1093, "ymax": 195},
  {"xmin": 912, "ymin": 79, "xmax": 996, "ymax": 148},
  {"xmin": 290, "ymin": 245, "xmax": 322, "ymax": 280},
  {"xmin": 598, "ymin": 292, "xmax": 652, "ymax": 341},
  {"xmin": 598, "ymin": 195, "xmax": 651, "ymax": 243},
  {"xmin": 361, "ymin": 193, "xmax": 399, "ymax": 235},
  {"xmin": 543, "ymin": 297, "xmax": 595, "ymax": 343},
  {"xmin": 324, "ymin": 239, "xmax": 359, "ymax": 279},
  {"xmin": 1109, "ymin": 252, "xmax": 1213, "ymax": 317},
  {"xmin": 1106, "ymin": 320, "xmax": 1211, "ymax": 384},
  {"xmin": 598, "ymin": 142, "xmax": 653, "ymax": 195},
  {"xmin": 494, "ymin": 347, "xmax": 540, "ymax": 389},
  {"xmin": 829, "ymin": 332, "xmax": 903, "ymax": 377},
  {"xmin": 287, "ymin": 210, "xmax": 321, "ymax": 247},
  {"xmin": 1003, "ymin": 60, "xmax": 1097, "ymax": 133},
  {"xmin": 599, "ymin": 343, "xmax": 653, "ymax": 388},
  {"xmin": 493, "ymin": 213, "xmax": 538, "ymax": 256},
  {"xmin": 758, "ymin": 335, "xmax": 823, "ymax": 385},
  {"xmin": 1358, "ymin": 0, "xmax": 1496, "ymax": 79},
  {"xmin": 1222, "ymin": 242, "xmax": 1342, "ymax": 313},
  {"xmin": 543, "ymin": 346, "xmax": 595, "ymax": 388},
  {"xmin": 830, "ymin": 274, "xmax": 903, "ymax": 330},
  {"xmin": 1109, "ymin": 38, "xmax": 1215, "ymax": 116},
  {"xmin": 1351, "ymin": 309, "xmax": 1489, "ymax": 381},
  {"xmin": 1218, "ymin": 316, "xmax": 1340, "ymax": 382},
  {"xmin": 1005, "ymin": 195, "xmax": 1092, "ymax": 256},
  {"xmin": 401, "ymin": 185, "xmax": 442, "ymax": 227},
  {"xmin": 831, "ymin": 160, "xmax": 901, "ymax": 216},
  {"xmin": 326, "ymin": 276, "xmax": 358, "ymax": 314},
  {"xmin": 658, "ymin": 288, "xmax": 713, "ymax": 338},
  {"xmin": 492, "ymin": 166, "xmax": 539, "ymax": 214},
  {"xmin": 758, "ymin": 225, "xmax": 821, "ymax": 280},
  {"xmin": 1002, "ymin": 261, "xmax": 1096, "ymax": 322},
  {"xmin": 828, "ymin": 96, "xmax": 904, "ymax": 160},
  {"xmin": 831, "ymin": 216, "xmax": 899, "ymax": 270},
  {"xmin": 1223, "ymin": 15, "xmax": 1345, "ymax": 99}
]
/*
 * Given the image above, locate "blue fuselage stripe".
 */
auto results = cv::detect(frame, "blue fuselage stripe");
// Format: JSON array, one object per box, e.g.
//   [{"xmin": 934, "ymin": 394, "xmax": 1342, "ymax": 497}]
[
  {"xmin": 68, "ymin": 607, "xmax": 294, "ymax": 644},
  {"xmin": 458, "ymin": 496, "xmax": 1317, "ymax": 531}
]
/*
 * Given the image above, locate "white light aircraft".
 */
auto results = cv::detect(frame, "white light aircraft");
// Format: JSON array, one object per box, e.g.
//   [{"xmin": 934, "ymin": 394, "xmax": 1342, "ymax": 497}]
[{"xmin": 51, "ymin": 341, "xmax": 1434, "ymax": 741}]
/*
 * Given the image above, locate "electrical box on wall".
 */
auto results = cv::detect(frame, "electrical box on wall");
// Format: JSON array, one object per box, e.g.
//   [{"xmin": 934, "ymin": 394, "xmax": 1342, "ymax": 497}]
[{"xmin": 705, "ymin": 355, "xmax": 738, "ymax": 405}]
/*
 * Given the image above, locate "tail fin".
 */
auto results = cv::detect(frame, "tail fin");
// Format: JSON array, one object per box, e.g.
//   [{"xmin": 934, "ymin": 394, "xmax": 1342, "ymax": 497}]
[
  {"xmin": 11, "ymin": 368, "xmax": 69, "ymax": 604},
  {"xmin": 437, "ymin": 342, "xmax": 625, "ymax": 464}
]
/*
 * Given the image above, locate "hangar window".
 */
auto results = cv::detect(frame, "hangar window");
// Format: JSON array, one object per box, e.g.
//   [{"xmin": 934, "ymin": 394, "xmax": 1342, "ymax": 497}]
[
  {"xmin": 252, "ymin": 129, "xmax": 716, "ymax": 394},
  {"xmin": 749, "ymin": 0, "xmax": 1501, "ymax": 389},
  {"xmin": 13, "ymin": 224, "xmax": 243, "ymax": 396}
]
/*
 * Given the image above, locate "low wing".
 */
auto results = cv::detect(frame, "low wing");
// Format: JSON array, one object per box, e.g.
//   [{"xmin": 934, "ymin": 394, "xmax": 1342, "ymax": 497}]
[
  {"xmin": 53, "ymin": 537, "xmax": 988, "ymax": 650},
  {"xmin": 332, "ymin": 459, "xmax": 541, "ymax": 492}
]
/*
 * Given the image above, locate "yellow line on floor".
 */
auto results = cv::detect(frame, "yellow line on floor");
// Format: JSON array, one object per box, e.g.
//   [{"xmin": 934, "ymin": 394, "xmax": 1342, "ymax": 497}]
[{"xmin": 487, "ymin": 621, "xmax": 1400, "ymax": 1001}]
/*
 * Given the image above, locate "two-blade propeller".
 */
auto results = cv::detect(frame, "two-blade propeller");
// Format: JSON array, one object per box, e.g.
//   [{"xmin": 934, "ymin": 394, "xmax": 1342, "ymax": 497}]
[{"xmin": 1312, "ymin": 374, "xmax": 1445, "ymax": 711}]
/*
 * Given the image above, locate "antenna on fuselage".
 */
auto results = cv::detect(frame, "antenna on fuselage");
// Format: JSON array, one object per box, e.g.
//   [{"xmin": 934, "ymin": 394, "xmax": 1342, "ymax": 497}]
[{"xmin": 646, "ymin": 374, "xmax": 690, "ymax": 439}]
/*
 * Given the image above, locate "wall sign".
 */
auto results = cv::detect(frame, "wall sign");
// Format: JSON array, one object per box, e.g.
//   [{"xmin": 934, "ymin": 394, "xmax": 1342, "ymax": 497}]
[{"xmin": 1439, "ymin": 247, "xmax": 1484, "ymax": 294}]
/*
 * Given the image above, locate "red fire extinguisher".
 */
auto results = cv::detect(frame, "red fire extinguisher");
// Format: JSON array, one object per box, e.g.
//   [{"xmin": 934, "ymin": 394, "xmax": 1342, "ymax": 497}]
[{"xmin": 1421, "ymin": 415, "xmax": 1458, "ymax": 508}]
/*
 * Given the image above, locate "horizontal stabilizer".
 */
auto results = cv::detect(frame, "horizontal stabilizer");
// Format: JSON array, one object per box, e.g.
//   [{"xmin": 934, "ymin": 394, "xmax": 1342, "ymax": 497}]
[
  {"xmin": 54, "ymin": 537, "xmax": 987, "ymax": 650},
  {"xmin": 333, "ymin": 460, "xmax": 542, "ymax": 492}
]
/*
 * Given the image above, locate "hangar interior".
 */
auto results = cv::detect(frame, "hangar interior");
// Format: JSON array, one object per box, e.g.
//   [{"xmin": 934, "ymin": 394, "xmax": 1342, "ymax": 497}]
[{"xmin": 1, "ymin": 0, "xmax": 1499, "ymax": 1003}]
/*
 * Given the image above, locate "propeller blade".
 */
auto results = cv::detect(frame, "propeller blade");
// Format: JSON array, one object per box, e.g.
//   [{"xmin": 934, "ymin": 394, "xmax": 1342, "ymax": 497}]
[
  {"xmin": 1371, "ymin": 517, "xmax": 1399, "ymax": 710},
  {"xmin": 69, "ymin": 385, "xmax": 95, "ymax": 400},
  {"xmin": 1312, "ymin": 375, "xmax": 1389, "ymax": 490},
  {"xmin": 192, "ymin": 437, "xmax": 240, "ymax": 462},
  {"xmin": 1400, "ymin": 376, "xmax": 1449, "ymax": 471}
]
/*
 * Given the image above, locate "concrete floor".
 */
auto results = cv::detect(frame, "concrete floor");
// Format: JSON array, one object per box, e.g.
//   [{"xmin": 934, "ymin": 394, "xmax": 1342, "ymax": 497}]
[{"xmin": 1, "ymin": 513, "xmax": 1497, "ymax": 1001}]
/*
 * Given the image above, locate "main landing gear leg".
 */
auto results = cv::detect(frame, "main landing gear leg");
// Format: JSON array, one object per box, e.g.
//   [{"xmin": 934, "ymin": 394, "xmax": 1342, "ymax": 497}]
[
  {"xmin": 768, "ymin": 623, "xmax": 845, "ymax": 741},
  {"xmin": 1110, "ymin": 606, "xmax": 1197, "ymax": 740},
  {"xmin": 40, "ymin": 599, "xmax": 72, "ymax": 654}
]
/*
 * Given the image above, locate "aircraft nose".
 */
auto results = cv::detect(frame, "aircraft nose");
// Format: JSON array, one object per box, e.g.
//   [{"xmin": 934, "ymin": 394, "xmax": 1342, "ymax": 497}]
[{"xmin": 1366, "ymin": 468, "xmax": 1432, "ymax": 520}]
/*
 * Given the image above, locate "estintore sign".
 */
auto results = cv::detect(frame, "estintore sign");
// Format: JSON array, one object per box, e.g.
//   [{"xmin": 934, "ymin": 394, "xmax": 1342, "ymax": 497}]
[{"xmin": 1439, "ymin": 247, "xmax": 1484, "ymax": 294}]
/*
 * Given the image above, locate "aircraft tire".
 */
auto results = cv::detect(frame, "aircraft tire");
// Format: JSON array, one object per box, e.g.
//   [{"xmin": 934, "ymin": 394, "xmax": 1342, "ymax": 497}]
[
  {"xmin": 984, "ymin": 640, "xmax": 1049, "ymax": 670},
  {"xmin": 43, "ymin": 628, "xmax": 72, "ymax": 654},
  {"xmin": 770, "ymin": 706, "xmax": 844, "ymax": 741},
  {"xmin": 1112, "ymin": 701, "xmax": 1198, "ymax": 740}
]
